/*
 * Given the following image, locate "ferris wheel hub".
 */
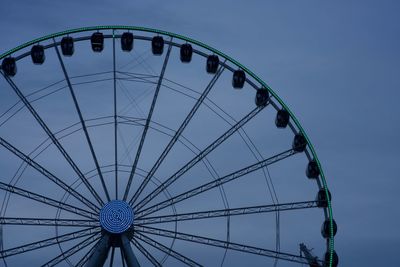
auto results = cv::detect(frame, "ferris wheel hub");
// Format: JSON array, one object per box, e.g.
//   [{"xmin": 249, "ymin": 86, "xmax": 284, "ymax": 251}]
[{"xmin": 99, "ymin": 200, "xmax": 134, "ymax": 234}]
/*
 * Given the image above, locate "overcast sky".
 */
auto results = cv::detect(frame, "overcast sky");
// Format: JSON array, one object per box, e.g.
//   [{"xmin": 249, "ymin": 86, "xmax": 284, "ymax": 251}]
[{"xmin": 0, "ymin": 1, "xmax": 399, "ymax": 266}]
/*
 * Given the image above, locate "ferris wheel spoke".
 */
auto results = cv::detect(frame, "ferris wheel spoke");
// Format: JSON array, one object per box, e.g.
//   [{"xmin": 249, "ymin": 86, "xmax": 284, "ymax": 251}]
[
  {"xmin": 135, "ymin": 200, "xmax": 317, "ymax": 225},
  {"xmin": 128, "ymin": 64, "xmax": 226, "ymax": 206},
  {"xmin": 123, "ymin": 39, "xmax": 174, "ymax": 201},
  {"xmin": 0, "ymin": 217, "xmax": 99, "ymax": 227},
  {"xmin": 0, "ymin": 227, "xmax": 100, "ymax": 259},
  {"xmin": 135, "ymin": 226, "xmax": 319, "ymax": 265},
  {"xmin": 53, "ymin": 38, "xmax": 111, "ymax": 202},
  {"xmin": 41, "ymin": 232, "xmax": 101, "ymax": 267},
  {"xmin": 136, "ymin": 148, "xmax": 295, "ymax": 218},
  {"xmin": 0, "ymin": 181, "xmax": 98, "ymax": 219},
  {"xmin": 0, "ymin": 73, "xmax": 104, "ymax": 207},
  {"xmin": 134, "ymin": 232, "xmax": 202, "ymax": 267},
  {"xmin": 132, "ymin": 106, "xmax": 265, "ymax": 211},
  {"xmin": 113, "ymin": 31, "xmax": 119, "ymax": 200},
  {"xmin": 131, "ymin": 239, "xmax": 161, "ymax": 267},
  {"xmin": 0, "ymin": 136, "xmax": 99, "ymax": 213}
]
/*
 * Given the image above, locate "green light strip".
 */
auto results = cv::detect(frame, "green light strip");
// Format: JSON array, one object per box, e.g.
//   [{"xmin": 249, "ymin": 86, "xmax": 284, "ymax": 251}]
[{"xmin": 0, "ymin": 25, "xmax": 334, "ymax": 266}]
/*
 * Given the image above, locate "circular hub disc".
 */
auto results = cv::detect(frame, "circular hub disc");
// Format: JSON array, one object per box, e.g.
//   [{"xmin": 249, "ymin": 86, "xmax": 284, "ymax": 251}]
[{"xmin": 99, "ymin": 200, "xmax": 134, "ymax": 234}]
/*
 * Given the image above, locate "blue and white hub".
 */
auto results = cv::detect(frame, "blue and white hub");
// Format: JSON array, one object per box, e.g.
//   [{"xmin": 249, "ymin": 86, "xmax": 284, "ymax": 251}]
[{"xmin": 99, "ymin": 200, "xmax": 134, "ymax": 234}]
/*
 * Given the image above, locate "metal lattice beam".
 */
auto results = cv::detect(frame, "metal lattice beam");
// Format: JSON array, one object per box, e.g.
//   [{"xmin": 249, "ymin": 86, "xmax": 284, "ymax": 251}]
[
  {"xmin": 41, "ymin": 232, "xmax": 101, "ymax": 267},
  {"xmin": 136, "ymin": 149, "xmax": 296, "ymax": 217},
  {"xmin": 0, "ymin": 217, "xmax": 99, "ymax": 227},
  {"xmin": 113, "ymin": 30, "xmax": 119, "ymax": 199},
  {"xmin": 135, "ymin": 200, "xmax": 317, "ymax": 225},
  {"xmin": 0, "ymin": 181, "xmax": 98, "ymax": 220},
  {"xmin": 135, "ymin": 226, "xmax": 323, "ymax": 265},
  {"xmin": 133, "ymin": 106, "xmax": 265, "ymax": 210},
  {"xmin": 0, "ymin": 227, "xmax": 100, "ymax": 258},
  {"xmin": 131, "ymin": 239, "xmax": 161, "ymax": 267}
]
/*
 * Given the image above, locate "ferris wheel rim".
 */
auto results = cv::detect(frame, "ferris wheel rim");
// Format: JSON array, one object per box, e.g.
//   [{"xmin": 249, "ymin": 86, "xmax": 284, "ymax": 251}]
[{"xmin": 0, "ymin": 25, "xmax": 335, "ymax": 266}]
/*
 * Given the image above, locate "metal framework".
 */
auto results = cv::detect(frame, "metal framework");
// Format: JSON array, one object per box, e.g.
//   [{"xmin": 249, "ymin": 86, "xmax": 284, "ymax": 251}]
[{"xmin": 0, "ymin": 26, "xmax": 335, "ymax": 267}]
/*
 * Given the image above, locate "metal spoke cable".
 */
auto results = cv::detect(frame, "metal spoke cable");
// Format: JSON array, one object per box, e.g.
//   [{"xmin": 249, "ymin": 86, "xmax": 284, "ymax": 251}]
[
  {"xmin": 120, "ymin": 48, "xmax": 155, "ymax": 74},
  {"xmin": 117, "ymin": 80, "xmax": 150, "ymax": 117},
  {"xmin": 117, "ymin": 124, "xmax": 142, "ymax": 165},
  {"xmin": 117, "ymin": 70, "xmax": 158, "ymax": 79}
]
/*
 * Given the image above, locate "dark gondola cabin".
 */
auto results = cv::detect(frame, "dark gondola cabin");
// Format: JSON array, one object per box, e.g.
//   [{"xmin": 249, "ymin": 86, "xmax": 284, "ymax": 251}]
[
  {"xmin": 324, "ymin": 250, "xmax": 339, "ymax": 267},
  {"xmin": 321, "ymin": 219, "xmax": 337, "ymax": 239},
  {"xmin": 306, "ymin": 160, "xmax": 320, "ymax": 178},
  {"xmin": 61, "ymin": 36, "xmax": 74, "ymax": 56},
  {"xmin": 292, "ymin": 133, "xmax": 307, "ymax": 152},
  {"xmin": 232, "ymin": 69, "xmax": 245, "ymax": 89},
  {"xmin": 275, "ymin": 109, "xmax": 290, "ymax": 128},
  {"xmin": 316, "ymin": 188, "xmax": 331, "ymax": 208},
  {"xmin": 1, "ymin": 57, "xmax": 17, "ymax": 76},
  {"xmin": 31, "ymin": 45, "xmax": 45, "ymax": 65},
  {"xmin": 91, "ymin": 32, "xmax": 104, "ymax": 52},
  {"xmin": 206, "ymin": 55, "xmax": 219, "ymax": 74},
  {"xmin": 121, "ymin": 32, "xmax": 134, "ymax": 52},
  {"xmin": 152, "ymin": 36, "xmax": 164, "ymax": 55},
  {"xmin": 180, "ymin": 43, "xmax": 193, "ymax": 63},
  {"xmin": 255, "ymin": 89, "xmax": 269, "ymax": 107}
]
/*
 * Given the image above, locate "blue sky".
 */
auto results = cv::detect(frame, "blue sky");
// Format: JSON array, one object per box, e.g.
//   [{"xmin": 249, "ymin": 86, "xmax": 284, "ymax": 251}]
[{"xmin": 0, "ymin": 1, "xmax": 399, "ymax": 266}]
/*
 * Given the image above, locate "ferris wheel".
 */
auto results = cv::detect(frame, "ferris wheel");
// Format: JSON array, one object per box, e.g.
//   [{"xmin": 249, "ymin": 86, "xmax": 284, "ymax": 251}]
[{"xmin": 0, "ymin": 26, "xmax": 337, "ymax": 267}]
